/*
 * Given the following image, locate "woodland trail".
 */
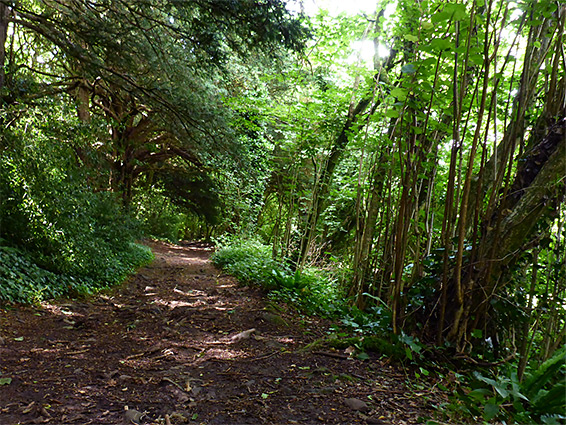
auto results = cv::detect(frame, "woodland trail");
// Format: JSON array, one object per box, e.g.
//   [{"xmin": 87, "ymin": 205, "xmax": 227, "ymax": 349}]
[{"xmin": 0, "ymin": 241, "xmax": 439, "ymax": 424}]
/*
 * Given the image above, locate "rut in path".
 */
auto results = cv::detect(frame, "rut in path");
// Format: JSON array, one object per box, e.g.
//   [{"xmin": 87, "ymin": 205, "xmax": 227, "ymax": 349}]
[{"xmin": 0, "ymin": 241, "xmax": 437, "ymax": 424}]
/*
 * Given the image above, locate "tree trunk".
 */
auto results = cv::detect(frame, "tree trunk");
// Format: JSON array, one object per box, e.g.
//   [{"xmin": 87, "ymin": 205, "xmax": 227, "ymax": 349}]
[
  {"xmin": 0, "ymin": 3, "xmax": 9, "ymax": 93},
  {"xmin": 296, "ymin": 96, "xmax": 372, "ymax": 269},
  {"xmin": 444, "ymin": 118, "xmax": 566, "ymax": 347},
  {"xmin": 350, "ymin": 155, "xmax": 388, "ymax": 307}
]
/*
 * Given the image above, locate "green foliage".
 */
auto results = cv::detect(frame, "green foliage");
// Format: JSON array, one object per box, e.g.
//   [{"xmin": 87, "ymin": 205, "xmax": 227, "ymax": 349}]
[
  {"xmin": 154, "ymin": 167, "xmax": 221, "ymax": 226},
  {"xmin": 212, "ymin": 237, "xmax": 345, "ymax": 316},
  {"xmin": 0, "ymin": 108, "xmax": 153, "ymax": 303},
  {"xmin": 0, "ymin": 242, "xmax": 152, "ymax": 304},
  {"xmin": 211, "ymin": 237, "xmax": 278, "ymax": 286},
  {"xmin": 133, "ymin": 186, "xmax": 188, "ymax": 242},
  {"xmin": 521, "ymin": 346, "xmax": 566, "ymax": 421},
  {"xmin": 0, "ymin": 245, "xmax": 77, "ymax": 303},
  {"xmin": 340, "ymin": 301, "xmax": 393, "ymax": 336},
  {"xmin": 446, "ymin": 347, "xmax": 566, "ymax": 424}
]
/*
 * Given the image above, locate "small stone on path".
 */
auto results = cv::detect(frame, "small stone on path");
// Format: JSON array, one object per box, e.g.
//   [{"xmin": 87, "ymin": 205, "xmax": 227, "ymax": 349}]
[{"xmin": 344, "ymin": 397, "xmax": 370, "ymax": 412}]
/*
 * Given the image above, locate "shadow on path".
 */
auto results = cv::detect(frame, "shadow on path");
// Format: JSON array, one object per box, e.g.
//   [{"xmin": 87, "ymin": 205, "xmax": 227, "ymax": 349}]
[{"xmin": 0, "ymin": 241, "xmax": 437, "ymax": 424}]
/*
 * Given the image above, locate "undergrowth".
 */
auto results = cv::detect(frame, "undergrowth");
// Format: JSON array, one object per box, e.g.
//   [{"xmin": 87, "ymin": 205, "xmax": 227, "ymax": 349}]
[
  {"xmin": 0, "ymin": 119, "xmax": 154, "ymax": 305},
  {"xmin": 212, "ymin": 237, "xmax": 566, "ymax": 425},
  {"xmin": 0, "ymin": 242, "xmax": 153, "ymax": 305},
  {"xmin": 211, "ymin": 237, "xmax": 344, "ymax": 317}
]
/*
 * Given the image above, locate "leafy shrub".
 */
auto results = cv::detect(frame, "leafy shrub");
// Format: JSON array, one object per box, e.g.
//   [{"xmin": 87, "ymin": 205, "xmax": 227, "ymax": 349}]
[
  {"xmin": 0, "ymin": 112, "xmax": 153, "ymax": 303},
  {"xmin": 212, "ymin": 237, "xmax": 345, "ymax": 316},
  {"xmin": 0, "ymin": 242, "xmax": 151, "ymax": 304},
  {"xmin": 446, "ymin": 346, "xmax": 566, "ymax": 424},
  {"xmin": 0, "ymin": 245, "xmax": 77, "ymax": 303},
  {"xmin": 211, "ymin": 238, "xmax": 281, "ymax": 287}
]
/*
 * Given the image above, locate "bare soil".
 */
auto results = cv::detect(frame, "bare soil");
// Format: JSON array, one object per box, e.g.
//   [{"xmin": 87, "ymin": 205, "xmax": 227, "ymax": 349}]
[{"xmin": 0, "ymin": 241, "xmax": 442, "ymax": 424}]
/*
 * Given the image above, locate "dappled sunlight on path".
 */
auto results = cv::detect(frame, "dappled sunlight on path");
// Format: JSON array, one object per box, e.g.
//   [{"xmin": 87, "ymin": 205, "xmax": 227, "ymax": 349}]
[{"xmin": 0, "ymin": 240, "xmax": 438, "ymax": 424}]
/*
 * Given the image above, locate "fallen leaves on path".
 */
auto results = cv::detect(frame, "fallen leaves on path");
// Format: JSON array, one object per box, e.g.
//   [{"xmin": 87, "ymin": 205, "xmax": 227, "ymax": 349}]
[{"xmin": 0, "ymin": 240, "xmax": 439, "ymax": 424}]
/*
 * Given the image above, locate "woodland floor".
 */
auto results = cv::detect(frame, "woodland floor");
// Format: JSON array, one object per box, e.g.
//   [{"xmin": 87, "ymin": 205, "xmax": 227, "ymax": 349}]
[{"xmin": 0, "ymin": 241, "xmax": 444, "ymax": 425}]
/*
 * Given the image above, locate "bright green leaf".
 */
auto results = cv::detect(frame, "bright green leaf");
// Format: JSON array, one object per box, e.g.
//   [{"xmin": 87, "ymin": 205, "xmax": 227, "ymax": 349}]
[
  {"xmin": 0, "ymin": 378, "xmax": 12, "ymax": 385},
  {"xmin": 390, "ymin": 87, "xmax": 408, "ymax": 101},
  {"xmin": 385, "ymin": 109, "xmax": 400, "ymax": 119},
  {"xmin": 451, "ymin": 4, "xmax": 468, "ymax": 21},
  {"xmin": 430, "ymin": 38, "xmax": 452, "ymax": 51},
  {"xmin": 432, "ymin": 10, "xmax": 451, "ymax": 23},
  {"xmin": 471, "ymin": 329, "xmax": 483, "ymax": 338}
]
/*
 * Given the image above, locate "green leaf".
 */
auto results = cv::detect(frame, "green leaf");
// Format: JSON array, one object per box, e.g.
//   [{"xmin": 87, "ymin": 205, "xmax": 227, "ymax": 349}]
[
  {"xmin": 432, "ymin": 10, "xmax": 452, "ymax": 23},
  {"xmin": 261, "ymin": 393, "xmax": 269, "ymax": 399},
  {"xmin": 493, "ymin": 381, "xmax": 509, "ymax": 399},
  {"xmin": 470, "ymin": 53, "xmax": 484, "ymax": 66},
  {"xmin": 430, "ymin": 38, "xmax": 452, "ymax": 51},
  {"xmin": 450, "ymin": 4, "xmax": 468, "ymax": 21},
  {"xmin": 0, "ymin": 377, "xmax": 12, "ymax": 385},
  {"xmin": 14, "ymin": 336, "xmax": 24, "ymax": 341},
  {"xmin": 471, "ymin": 329, "xmax": 482, "ymax": 338},
  {"xmin": 401, "ymin": 63, "xmax": 416, "ymax": 74},
  {"xmin": 523, "ymin": 346, "xmax": 566, "ymax": 398},
  {"xmin": 390, "ymin": 87, "xmax": 408, "ymax": 101},
  {"xmin": 484, "ymin": 402, "xmax": 499, "ymax": 421},
  {"xmin": 385, "ymin": 109, "xmax": 400, "ymax": 119},
  {"xmin": 404, "ymin": 34, "xmax": 418, "ymax": 42},
  {"xmin": 468, "ymin": 388, "xmax": 491, "ymax": 401}
]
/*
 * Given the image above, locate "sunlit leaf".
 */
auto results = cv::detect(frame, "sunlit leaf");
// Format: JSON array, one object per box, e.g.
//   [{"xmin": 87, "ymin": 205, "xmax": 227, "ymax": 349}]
[
  {"xmin": 390, "ymin": 87, "xmax": 408, "ymax": 101},
  {"xmin": 385, "ymin": 109, "xmax": 400, "ymax": 119}
]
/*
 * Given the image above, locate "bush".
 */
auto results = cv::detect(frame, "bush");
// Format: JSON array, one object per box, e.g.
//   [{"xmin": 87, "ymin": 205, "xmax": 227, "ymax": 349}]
[
  {"xmin": 445, "ymin": 346, "xmax": 566, "ymax": 424},
  {"xmin": 212, "ymin": 237, "xmax": 345, "ymax": 317},
  {"xmin": 0, "ymin": 113, "xmax": 153, "ymax": 303},
  {"xmin": 0, "ymin": 242, "xmax": 152, "ymax": 304}
]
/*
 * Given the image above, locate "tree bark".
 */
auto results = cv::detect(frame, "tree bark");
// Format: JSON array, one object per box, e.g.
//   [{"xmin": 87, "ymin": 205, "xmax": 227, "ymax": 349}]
[
  {"xmin": 480, "ymin": 118, "xmax": 565, "ymax": 278},
  {"xmin": 443, "ymin": 118, "xmax": 566, "ymax": 347},
  {"xmin": 0, "ymin": 2, "xmax": 9, "ymax": 93}
]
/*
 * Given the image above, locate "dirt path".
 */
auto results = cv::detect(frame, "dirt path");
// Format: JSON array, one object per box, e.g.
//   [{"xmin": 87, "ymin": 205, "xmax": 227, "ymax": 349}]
[{"xmin": 0, "ymin": 241, "xmax": 439, "ymax": 424}]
